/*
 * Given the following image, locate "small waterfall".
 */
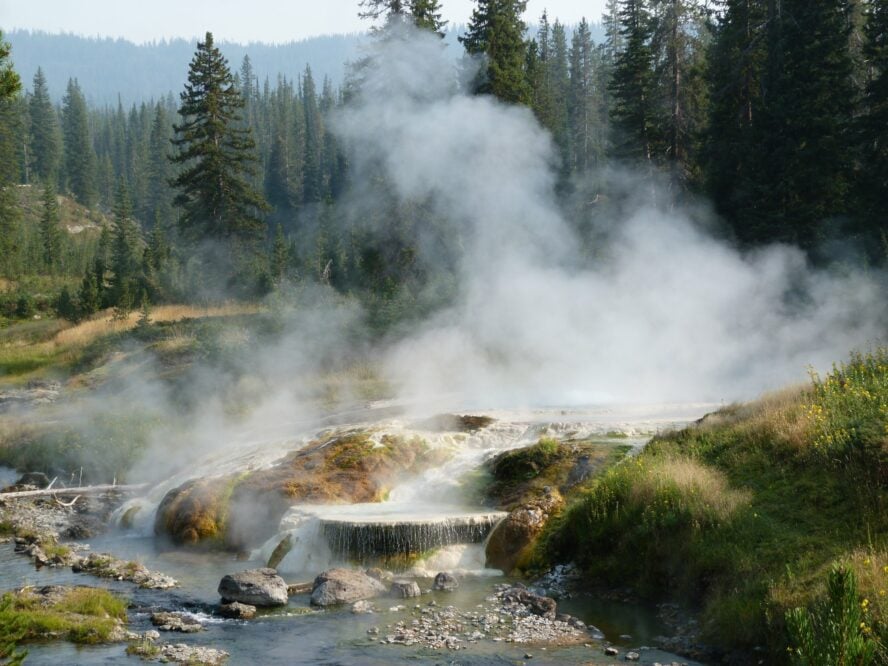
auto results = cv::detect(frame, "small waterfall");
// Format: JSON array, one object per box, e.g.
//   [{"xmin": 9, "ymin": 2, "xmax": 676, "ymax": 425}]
[
  {"xmin": 259, "ymin": 504, "xmax": 507, "ymax": 575},
  {"xmin": 322, "ymin": 511, "xmax": 505, "ymax": 562}
]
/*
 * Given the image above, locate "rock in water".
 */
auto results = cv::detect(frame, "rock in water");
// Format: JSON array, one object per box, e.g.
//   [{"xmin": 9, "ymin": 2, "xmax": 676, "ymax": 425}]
[
  {"xmin": 218, "ymin": 568, "xmax": 288, "ymax": 607},
  {"xmin": 150, "ymin": 612, "xmax": 203, "ymax": 633},
  {"xmin": 433, "ymin": 572, "xmax": 459, "ymax": 591},
  {"xmin": 501, "ymin": 586, "xmax": 557, "ymax": 619},
  {"xmin": 390, "ymin": 580, "xmax": 421, "ymax": 598},
  {"xmin": 310, "ymin": 568, "xmax": 387, "ymax": 606},
  {"xmin": 218, "ymin": 602, "xmax": 256, "ymax": 619},
  {"xmin": 351, "ymin": 599, "xmax": 375, "ymax": 614}
]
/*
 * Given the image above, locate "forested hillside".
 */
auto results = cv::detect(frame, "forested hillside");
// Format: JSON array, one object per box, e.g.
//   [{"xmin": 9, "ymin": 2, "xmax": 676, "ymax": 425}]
[{"xmin": 0, "ymin": 0, "xmax": 884, "ymax": 329}]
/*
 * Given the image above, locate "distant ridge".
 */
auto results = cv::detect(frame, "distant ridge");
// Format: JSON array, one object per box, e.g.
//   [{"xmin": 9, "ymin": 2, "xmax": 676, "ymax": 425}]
[
  {"xmin": 7, "ymin": 30, "xmax": 367, "ymax": 105},
  {"xmin": 7, "ymin": 22, "xmax": 604, "ymax": 107}
]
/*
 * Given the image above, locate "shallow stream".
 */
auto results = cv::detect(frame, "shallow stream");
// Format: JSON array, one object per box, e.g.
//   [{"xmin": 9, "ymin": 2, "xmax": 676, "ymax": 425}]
[{"xmin": 1, "ymin": 404, "xmax": 712, "ymax": 664}]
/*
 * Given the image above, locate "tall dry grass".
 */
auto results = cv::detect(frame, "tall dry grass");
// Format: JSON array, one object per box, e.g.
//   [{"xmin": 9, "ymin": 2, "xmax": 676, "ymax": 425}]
[{"xmin": 52, "ymin": 303, "xmax": 260, "ymax": 348}]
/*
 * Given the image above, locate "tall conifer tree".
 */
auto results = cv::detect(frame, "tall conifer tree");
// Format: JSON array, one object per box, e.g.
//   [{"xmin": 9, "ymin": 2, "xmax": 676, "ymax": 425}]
[
  {"xmin": 28, "ymin": 67, "xmax": 61, "ymax": 185},
  {"xmin": 461, "ymin": 0, "xmax": 531, "ymax": 104},
  {"xmin": 62, "ymin": 78, "xmax": 97, "ymax": 206},
  {"xmin": 170, "ymin": 32, "xmax": 269, "ymax": 274}
]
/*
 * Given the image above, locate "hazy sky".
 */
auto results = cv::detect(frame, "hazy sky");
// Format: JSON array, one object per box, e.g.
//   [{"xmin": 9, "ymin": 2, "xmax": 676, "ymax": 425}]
[{"xmin": 1, "ymin": 0, "xmax": 608, "ymax": 44}]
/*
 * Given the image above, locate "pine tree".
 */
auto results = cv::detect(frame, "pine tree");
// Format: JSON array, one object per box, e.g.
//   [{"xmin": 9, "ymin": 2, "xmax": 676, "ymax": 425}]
[
  {"xmin": 145, "ymin": 103, "xmax": 173, "ymax": 227},
  {"xmin": 0, "ymin": 32, "xmax": 19, "ymax": 102},
  {"xmin": 610, "ymin": 0, "xmax": 656, "ymax": 163},
  {"xmin": 302, "ymin": 66, "xmax": 323, "ymax": 204},
  {"xmin": 77, "ymin": 269, "xmax": 100, "ymax": 317},
  {"xmin": 568, "ymin": 18, "xmax": 602, "ymax": 173},
  {"xmin": 706, "ymin": 0, "xmax": 769, "ymax": 243},
  {"xmin": 170, "ymin": 32, "xmax": 269, "ymax": 265},
  {"xmin": 759, "ymin": 0, "xmax": 856, "ymax": 249},
  {"xmin": 548, "ymin": 20, "xmax": 571, "ymax": 182},
  {"xmin": 270, "ymin": 223, "xmax": 289, "ymax": 283},
  {"xmin": 856, "ymin": 0, "xmax": 888, "ymax": 250},
  {"xmin": 410, "ymin": 0, "xmax": 447, "ymax": 35},
  {"xmin": 56, "ymin": 285, "xmax": 77, "ymax": 322},
  {"xmin": 649, "ymin": 0, "xmax": 712, "ymax": 185},
  {"xmin": 28, "ymin": 68, "xmax": 61, "ymax": 185},
  {"xmin": 461, "ymin": 0, "xmax": 532, "ymax": 105},
  {"xmin": 39, "ymin": 180, "xmax": 62, "ymax": 273},
  {"xmin": 110, "ymin": 180, "xmax": 141, "ymax": 306},
  {"xmin": 62, "ymin": 78, "xmax": 97, "ymax": 206},
  {"xmin": 0, "ymin": 34, "xmax": 21, "ymax": 277}
]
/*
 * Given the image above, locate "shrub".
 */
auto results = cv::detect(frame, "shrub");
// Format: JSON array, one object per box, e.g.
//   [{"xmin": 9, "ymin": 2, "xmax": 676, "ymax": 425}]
[{"xmin": 785, "ymin": 566, "xmax": 878, "ymax": 665}]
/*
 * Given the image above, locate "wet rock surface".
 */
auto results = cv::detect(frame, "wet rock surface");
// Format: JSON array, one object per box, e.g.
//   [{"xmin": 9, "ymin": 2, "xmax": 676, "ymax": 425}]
[
  {"xmin": 218, "ymin": 568, "xmax": 288, "ymax": 607},
  {"xmin": 370, "ymin": 581, "xmax": 591, "ymax": 650},
  {"xmin": 129, "ymin": 642, "xmax": 229, "ymax": 664},
  {"xmin": 1, "ymin": 495, "xmax": 178, "ymax": 589},
  {"xmin": 486, "ymin": 490, "xmax": 564, "ymax": 573},
  {"xmin": 501, "ymin": 584, "xmax": 558, "ymax": 619},
  {"xmin": 218, "ymin": 601, "xmax": 257, "ymax": 619},
  {"xmin": 311, "ymin": 567, "xmax": 387, "ymax": 606},
  {"xmin": 390, "ymin": 579, "xmax": 421, "ymax": 598},
  {"xmin": 433, "ymin": 571, "xmax": 459, "ymax": 591},
  {"xmin": 73, "ymin": 552, "xmax": 178, "ymax": 589},
  {"xmin": 150, "ymin": 611, "xmax": 203, "ymax": 633},
  {"xmin": 154, "ymin": 430, "xmax": 437, "ymax": 549}
]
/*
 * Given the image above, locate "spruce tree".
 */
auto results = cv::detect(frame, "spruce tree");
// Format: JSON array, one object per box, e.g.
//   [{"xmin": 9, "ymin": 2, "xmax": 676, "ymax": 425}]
[
  {"xmin": 28, "ymin": 68, "xmax": 61, "ymax": 185},
  {"xmin": 649, "ymin": 0, "xmax": 711, "ymax": 185},
  {"xmin": 609, "ymin": 0, "xmax": 656, "ymax": 163},
  {"xmin": 62, "ymin": 78, "xmax": 97, "ymax": 206},
  {"xmin": 410, "ymin": 0, "xmax": 447, "ymax": 35},
  {"xmin": 568, "ymin": 18, "xmax": 601, "ymax": 173},
  {"xmin": 302, "ymin": 66, "xmax": 323, "ymax": 204},
  {"xmin": 461, "ymin": 0, "xmax": 532, "ymax": 105},
  {"xmin": 170, "ymin": 32, "xmax": 269, "ymax": 272},
  {"xmin": 270, "ymin": 223, "xmax": 289, "ymax": 283},
  {"xmin": 759, "ymin": 0, "xmax": 856, "ymax": 249},
  {"xmin": 145, "ymin": 103, "xmax": 173, "ymax": 227},
  {"xmin": 706, "ymin": 0, "xmax": 769, "ymax": 243},
  {"xmin": 0, "ymin": 32, "xmax": 19, "ymax": 102},
  {"xmin": 856, "ymin": 0, "xmax": 888, "ymax": 251},
  {"xmin": 0, "ymin": 33, "xmax": 21, "ymax": 277},
  {"xmin": 110, "ymin": 180, "xmax": 141, "ymax": 306},
  {"xmin": 39, "ymin": 180, "xmax": 62, "ymax": 273}
]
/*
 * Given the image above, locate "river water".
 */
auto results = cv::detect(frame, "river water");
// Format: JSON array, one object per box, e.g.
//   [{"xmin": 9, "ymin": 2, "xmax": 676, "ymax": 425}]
[
  {"xmin": 1, "ymin": 535, "xmax": 702, "ymax": 665},
  {"xmin": 1, "ymin": 404, "xmax": 712, "ymax": 664}
]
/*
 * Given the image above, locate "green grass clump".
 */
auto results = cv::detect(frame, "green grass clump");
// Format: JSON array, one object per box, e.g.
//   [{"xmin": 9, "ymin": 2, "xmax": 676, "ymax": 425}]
[
  {"xmin": 546, "ymin": 348, "xmax": 888, "ymax": 661},
  {"xmin": 0, "ymin": 587, "xmax": 127, "ymax": 650},
  {"xmin": 491, "ymin": 437, "xmax": 563, "ymax": 484}
]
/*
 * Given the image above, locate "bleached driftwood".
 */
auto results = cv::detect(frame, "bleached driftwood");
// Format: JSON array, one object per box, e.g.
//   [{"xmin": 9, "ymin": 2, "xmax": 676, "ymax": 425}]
[{"xmin": 0, "ymin": 483, "xmax": 148, "ymax": 500}]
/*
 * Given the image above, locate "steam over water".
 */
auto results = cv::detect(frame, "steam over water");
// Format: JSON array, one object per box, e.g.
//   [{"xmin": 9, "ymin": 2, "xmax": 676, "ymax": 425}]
[{"xmin": 331, "ymin": 24, "xmax": 886, "ymax": 409}]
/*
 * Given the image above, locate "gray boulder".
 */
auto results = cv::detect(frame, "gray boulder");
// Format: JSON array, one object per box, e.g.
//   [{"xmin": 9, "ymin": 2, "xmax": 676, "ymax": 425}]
[
  {"xmin": 218, "ymin": 601, "xmax": 256, "ymax": 619},
  {"xmin": 150, "ymin": 612, "xmax": 202, "ymax": 633},
  {"xmin": 433, "ymin": 571, "xmax": 459, "ymax": 592},
  {"xmin": 218, "ymin": 568, "xmax": 288, "ymax": 607},
  {"xmin": 390, "ymin": 580, "xmax": 422, "ymax": 598},
  {"xmin": 310, "ymin": 568, "xmax": 386, "ymax": 606},
  {"xmin": 501, "ymin": 586, "xmax": 557, "ymax": 619}
]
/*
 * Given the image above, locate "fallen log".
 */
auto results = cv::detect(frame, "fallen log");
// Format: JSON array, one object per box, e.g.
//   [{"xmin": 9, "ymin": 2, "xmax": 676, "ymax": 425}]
[{"xmin": 0, "ymin": 483, "xmax": 149, "ymax": 499}]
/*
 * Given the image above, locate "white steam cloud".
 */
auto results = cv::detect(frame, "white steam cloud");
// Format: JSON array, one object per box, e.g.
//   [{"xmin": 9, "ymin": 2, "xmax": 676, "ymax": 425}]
[{"xmin": 335, "ymin": 25, "xmax": 886, "ymax": 407}]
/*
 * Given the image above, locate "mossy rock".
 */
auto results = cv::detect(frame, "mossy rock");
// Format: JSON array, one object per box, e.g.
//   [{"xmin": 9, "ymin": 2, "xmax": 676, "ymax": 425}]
[
  {"xmin": 155, "ymin": 430, "xmax": 436, "ymax": 551},
  {"xmin": 154, "ymin": 477, "xmax": 233, "ymax": 546}
]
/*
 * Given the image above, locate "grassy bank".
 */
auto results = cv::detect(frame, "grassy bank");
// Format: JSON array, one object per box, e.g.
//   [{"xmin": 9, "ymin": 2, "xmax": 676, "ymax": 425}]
[
  {"xmin": 546, "ymin": 348, "xmax": 887, "ymax": 662},
  {"xmin": 0, "ymin": 586, "xmax": 128, "ymax": 660}
]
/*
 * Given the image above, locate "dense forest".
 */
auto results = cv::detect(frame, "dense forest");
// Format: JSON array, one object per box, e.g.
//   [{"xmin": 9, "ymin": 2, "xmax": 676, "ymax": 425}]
[{"xmin": 0, "ymin": 0, "xmax": 885, "ymax": 328}]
